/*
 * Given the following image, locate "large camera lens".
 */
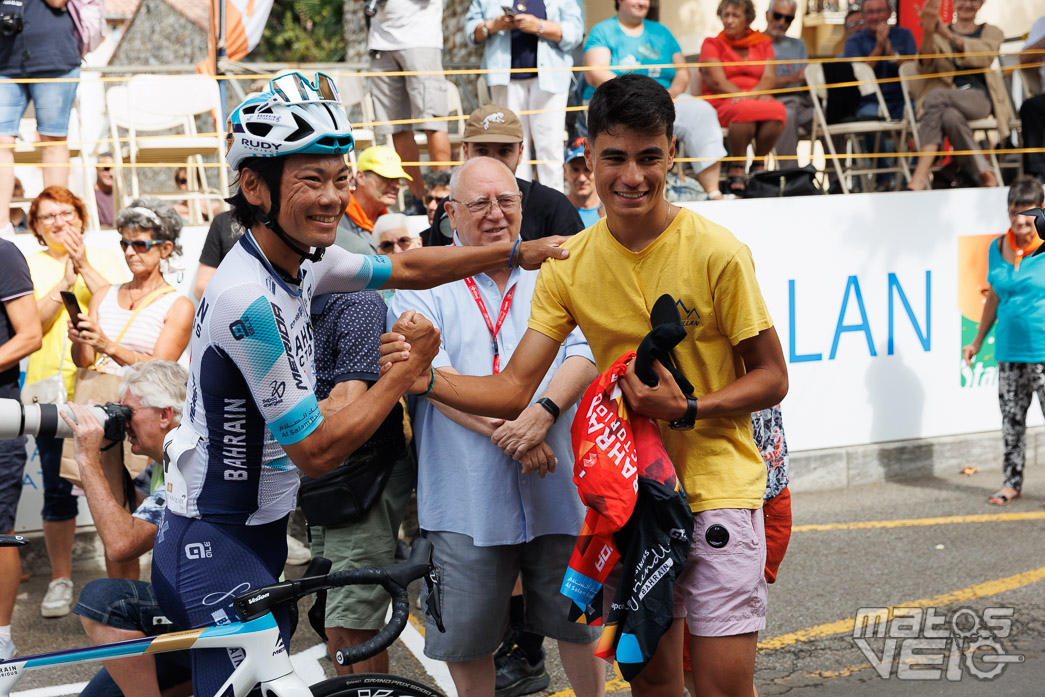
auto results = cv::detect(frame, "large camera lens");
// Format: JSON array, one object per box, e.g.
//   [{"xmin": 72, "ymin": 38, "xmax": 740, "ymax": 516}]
[{"xmin": 0, "ymin": 400, "xmax": 130, "ymax": 441}]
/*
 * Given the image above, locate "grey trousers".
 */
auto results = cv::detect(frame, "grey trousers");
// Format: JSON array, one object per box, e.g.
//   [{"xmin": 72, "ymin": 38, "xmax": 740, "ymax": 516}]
[
  {"xmin": 917, "ymin": 87, "xmax": 992, "ymax": 176},
  {"xmin": 775, "ymin": 92, "xmax": 814, "ymax": 161}
]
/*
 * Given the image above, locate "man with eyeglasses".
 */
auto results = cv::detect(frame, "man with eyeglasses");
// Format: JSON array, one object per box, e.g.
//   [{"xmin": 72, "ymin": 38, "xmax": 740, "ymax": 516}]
[
  {"xmin": 94, "ymin": 155, "xmax": 115, "ymax": 228},
  {"xmin": 422, "ymin": 105, "xmax": 583, "ymax": 247},
  {"xmin": 389, "ymin": 156, "xmax": 604, "ymax": 697},
  {"xmin": 765, "ymin": 0, "xmax": 813, "ymax": 164},
  {"xmin": 334, "ymin": 145, "xmax": 412, "ymax": 254}
]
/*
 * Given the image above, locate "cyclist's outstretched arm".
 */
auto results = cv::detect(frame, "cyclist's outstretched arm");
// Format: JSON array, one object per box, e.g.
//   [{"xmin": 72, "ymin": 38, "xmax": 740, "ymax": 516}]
[{"xmin": 313, "ymin": 240, "xmax": 569, "ymax": 295}]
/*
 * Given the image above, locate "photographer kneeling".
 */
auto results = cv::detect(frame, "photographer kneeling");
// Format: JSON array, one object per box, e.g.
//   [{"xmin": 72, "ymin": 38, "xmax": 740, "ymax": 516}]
[{"xmin": 59, "ymin": 361, "xmax": 190, "ymax": 697}]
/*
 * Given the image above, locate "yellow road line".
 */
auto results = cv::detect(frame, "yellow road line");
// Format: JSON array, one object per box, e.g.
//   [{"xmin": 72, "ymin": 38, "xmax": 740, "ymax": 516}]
[
  {"xmin": 758, "ymin": 565, "xmax": 1045, "ymax": 651},
  {"xmin": 792, "ymin": 511, "xmax": 1045, "ymax": 533}
]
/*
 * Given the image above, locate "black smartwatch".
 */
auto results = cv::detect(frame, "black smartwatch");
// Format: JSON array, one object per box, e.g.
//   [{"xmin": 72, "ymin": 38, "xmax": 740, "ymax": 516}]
[
  {"xmin": 535, "ymin": 397, "xmax": 560, "ymax": 423},
  {"xmin": 669, "ymin": 396, "xmax": 698, "ymax": 430}
]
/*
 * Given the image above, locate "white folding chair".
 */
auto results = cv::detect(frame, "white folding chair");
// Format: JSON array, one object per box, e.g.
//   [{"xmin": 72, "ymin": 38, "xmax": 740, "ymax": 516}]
[
  {"xmin": 123, "ymin": 74, "xmax": 229, "ymax": 223},
  {"xmin": 806, "ymin": 61, "xmax": 911, "ymax": 194}
]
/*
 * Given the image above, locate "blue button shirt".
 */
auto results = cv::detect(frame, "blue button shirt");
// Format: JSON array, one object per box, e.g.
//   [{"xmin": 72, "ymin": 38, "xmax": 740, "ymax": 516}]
[
  {"xmin": 843, "ymin": 27, "xmax": 916, "ymax": 119},
  {"xmin": 388, "ymin": 256, "xmax": 593, "ymax": 546}
]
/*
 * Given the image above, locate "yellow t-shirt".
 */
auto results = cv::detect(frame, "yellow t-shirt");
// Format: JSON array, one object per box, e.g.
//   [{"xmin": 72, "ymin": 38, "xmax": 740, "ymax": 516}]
[
  {"xmin": 528, "ymin": 208, "xmax": 773, "ymax": 513},
  {"xmin": 25, "ymin": 248, "xmax": 130, "ymax": 396}
]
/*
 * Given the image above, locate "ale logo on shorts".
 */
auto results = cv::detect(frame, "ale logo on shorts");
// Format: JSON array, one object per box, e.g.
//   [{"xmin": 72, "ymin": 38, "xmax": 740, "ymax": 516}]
[{"xmin": 185, "ymin": 541, "xmax": 213, "ymax": 560}]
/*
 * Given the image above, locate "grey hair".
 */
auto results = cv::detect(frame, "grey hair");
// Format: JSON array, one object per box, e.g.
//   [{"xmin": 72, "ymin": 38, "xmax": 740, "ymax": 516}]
[
  {"xmin": 448, "ymin": 157, "xmax": 518, "ymax": 199},
  {"xmin": 861, "ymin": 0, "xmax": 894, "ymax": 11},
  {"xmin": 115, "ymin": 197, "xmax": 184, "ymax": 257},
  {"xmin": 770, "ymin": 0, "xmax": 798, "ymax": 12},
  {"xmin": 117, "ymin": 361, "xmax": 189, "ymax": 424},
  {"xmin": 372, "ymin": 213, "xmax": 411, "ymax": 238}
]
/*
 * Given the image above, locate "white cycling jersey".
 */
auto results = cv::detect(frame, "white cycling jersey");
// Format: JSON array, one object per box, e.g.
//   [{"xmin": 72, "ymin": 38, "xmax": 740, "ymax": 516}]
[{"xmin": 163, "ymin": 232, "xmax": 392, "ymax": 525}]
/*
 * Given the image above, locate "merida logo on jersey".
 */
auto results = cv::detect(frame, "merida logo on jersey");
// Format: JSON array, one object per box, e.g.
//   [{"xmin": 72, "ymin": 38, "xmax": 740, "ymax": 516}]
[
  {"xmin": 222, "ymin": 399, "xmax": 248, "ymax": 480},
  {"xmin": 270, "ymin": 303, "xmax": 308, "ymax": 391}
]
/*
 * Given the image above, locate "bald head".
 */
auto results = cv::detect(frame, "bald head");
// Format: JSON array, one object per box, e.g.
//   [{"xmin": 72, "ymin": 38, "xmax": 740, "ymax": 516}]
[{"xmin": 445, "ymin": 157, "xmax": 522, "ymax": 248}]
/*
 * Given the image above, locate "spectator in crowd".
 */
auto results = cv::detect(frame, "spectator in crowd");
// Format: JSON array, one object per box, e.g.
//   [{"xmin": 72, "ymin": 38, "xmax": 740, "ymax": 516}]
[
  {"xmin": 23, "ymin": 186, "xmax": 128, "ymax": 619},
  {"xmin": 582, "ymin": 0, "xmax": 726, "ymax": 199},
  {"xmin": 336, "ymin": 145, "xmax": 411, "ymax": 254},
  {"xmin": 0, "ymin": 236, "xmax": 41, "ymax": 659},
  {"xmin": 373, "ymin": 213, "xmax": 421, "ymax": 255},
  {"xmin": 385, "ymin": 73, "xmax": 788, "ymax": 697},
  {"xmin": 62, "ymin": 361, "xmax": 191, "ymax": 697},
  {"xmin": 365, "ymin": 0, "xmax": 452, "ymax": 210},
  {"xmin": 905, "ymin": 0, "xmax": 1005, "ymax": 191},
  {"xmin": 0, "ymin": 0, "xmax": 80, "ymax": 236},
  {"xmin": 1019, "ymin": 15, "xmax": 1045, "ymax": 185},
  {"xmin": 563, "ymin": 138, "xmax": 601, "ymax": 228},
  {"xmin": 843, "ymin": 0, "xmax": 915, "ymax": 190},
  {"xmin": 171, "ymin": 167, "xmax": 218, "ymax": 223},
  {"xmin": 94, "ymin": 155, "xmax": 115, "ymax": 228},
  {"xmin": 9, "ymin": 178, "xmax": 27, "ymax": 232},
  {"xmin": 963, "ymin": 178, "xmax": 1045, "ymax": 506},
  {"xmin": 836, "ymin": 4, "xmax": 864, "ymax": 54},
  {"xmin": 466, "ymin": 0, "xmax": 584, "ymax": 193},
  {"xmin": 700, "ymin": 0, "xmax": 786, "ymax": 196},
  {"xmin": 424, "ymin": 170, "xmax": 451, "ymax": 224},
  {"xmin": 389, "ymin": 156, "xmax": 603, "ymax": 697},
  {"xmin": 309, "ymin": 289, "xmax": 416, "ymax": 675},
  {"xmin": 193, "ymin": 211, "xmax": 242, "ymax": 300},
  {"xmin": 766, "ymin": 0, "xmax": 813, "ymax": 166},
  {"xmin": 844, "ymin": 0, "xmax": 913, "ymax": 119},
  {"xmin": 69, "ymin": 199, "xmax": 193, "ymax": 378},
  {"xmin": 423, "ymin": 105, "xmax": 583, "ymax": 245}
]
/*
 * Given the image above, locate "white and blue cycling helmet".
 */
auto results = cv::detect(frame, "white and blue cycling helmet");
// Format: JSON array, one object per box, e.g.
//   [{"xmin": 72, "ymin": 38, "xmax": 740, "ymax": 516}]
[{"xmin": 225, "ymin": 71, "xmax": 354, "ymax": 170}]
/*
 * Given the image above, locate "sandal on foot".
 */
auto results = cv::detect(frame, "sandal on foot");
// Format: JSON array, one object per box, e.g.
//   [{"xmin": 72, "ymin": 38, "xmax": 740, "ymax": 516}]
[
  {"xmin": 987, "ymin": 489, "xmax": 1021, "ymax": 506},
  {"xmin": 727, "ymin": 175, "xmax": 746, "ymax": 195}
]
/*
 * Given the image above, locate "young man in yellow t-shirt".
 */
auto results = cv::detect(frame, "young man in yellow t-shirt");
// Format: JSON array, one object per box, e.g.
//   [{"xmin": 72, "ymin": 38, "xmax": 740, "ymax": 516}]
[{"xmin": 387, "ymin": 73, "xmax": 788, "ymax": 697}]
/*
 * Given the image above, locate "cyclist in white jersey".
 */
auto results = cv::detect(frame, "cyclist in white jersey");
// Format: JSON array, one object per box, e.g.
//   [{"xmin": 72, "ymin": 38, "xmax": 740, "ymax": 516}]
[{"xmin": 152, "ymin": 72, "xmax": 568, "ymax": 696}]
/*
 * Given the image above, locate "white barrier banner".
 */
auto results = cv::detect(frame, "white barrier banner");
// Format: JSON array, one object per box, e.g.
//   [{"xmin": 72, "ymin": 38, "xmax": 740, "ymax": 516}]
[{"xmin": 685, "ymin": 187, "xmax": 1025, "ymax": 452}]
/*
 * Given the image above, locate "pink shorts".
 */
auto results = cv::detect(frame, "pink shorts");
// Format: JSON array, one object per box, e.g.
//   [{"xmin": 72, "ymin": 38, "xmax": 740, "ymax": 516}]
[{"xmin": 673, "ymin": 507, "xmax": 768, "ymax": 637}]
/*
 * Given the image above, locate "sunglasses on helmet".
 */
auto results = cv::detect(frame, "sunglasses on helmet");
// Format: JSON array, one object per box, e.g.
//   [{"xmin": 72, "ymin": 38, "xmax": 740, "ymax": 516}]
[{"xmin": 268, "ymin": 72, "xmax": 340, "ymax": 105}]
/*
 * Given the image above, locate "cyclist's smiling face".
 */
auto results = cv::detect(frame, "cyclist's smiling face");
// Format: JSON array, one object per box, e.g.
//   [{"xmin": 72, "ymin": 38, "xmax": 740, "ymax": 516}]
[
  {"xmin": 276, "ymin": 154, "xmax": 353, "ymax": 247},
  {"xmin": 589, "ymin": 126, "xmax": 673, "ymax": 221}
]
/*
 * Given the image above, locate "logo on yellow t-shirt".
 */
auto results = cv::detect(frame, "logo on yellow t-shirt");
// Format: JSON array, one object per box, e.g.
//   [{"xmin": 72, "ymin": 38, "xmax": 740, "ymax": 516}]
[{"xmin": 675, "ymin": 298, "xmax": 700, "ymax": 328}]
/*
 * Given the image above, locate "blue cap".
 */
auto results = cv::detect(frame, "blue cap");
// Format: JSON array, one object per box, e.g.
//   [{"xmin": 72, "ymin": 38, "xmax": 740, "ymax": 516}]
[{"xmin": 564, "ymin": 137, "xmax": 585, "ymax": 164}]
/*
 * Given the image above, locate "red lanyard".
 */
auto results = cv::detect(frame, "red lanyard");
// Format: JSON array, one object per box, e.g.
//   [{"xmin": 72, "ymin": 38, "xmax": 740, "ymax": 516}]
[{"xmin": 463, "ymin": 277, "xmax": 516, "ymax": 373}]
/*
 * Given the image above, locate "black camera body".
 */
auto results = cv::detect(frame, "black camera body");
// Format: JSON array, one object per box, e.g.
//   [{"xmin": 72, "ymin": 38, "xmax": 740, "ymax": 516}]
[{"xmin": 0, "ymin": 0, "xmax": 24, "ymax": 38}]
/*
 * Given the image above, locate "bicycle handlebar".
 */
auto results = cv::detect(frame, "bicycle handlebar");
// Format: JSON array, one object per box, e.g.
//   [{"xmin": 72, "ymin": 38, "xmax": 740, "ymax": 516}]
[{"xmin": 232, "ymin": 539, "xmax": 434, "ymax": 666}]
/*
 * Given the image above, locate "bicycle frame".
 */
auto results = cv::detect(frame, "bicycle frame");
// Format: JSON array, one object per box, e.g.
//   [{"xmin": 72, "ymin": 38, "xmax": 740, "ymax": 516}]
[{"xmin": 0, "ymin": 611, "xmax": 313, "ymax": 697}]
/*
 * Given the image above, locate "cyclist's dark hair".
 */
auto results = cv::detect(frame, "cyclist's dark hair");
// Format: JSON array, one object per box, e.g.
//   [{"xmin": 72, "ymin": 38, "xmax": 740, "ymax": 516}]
[
  {"xmin": 1008, "ymin": 176, "xmax": 1044, "ymax": 211},
  {"xmin": 227, "ymin": 156, "xmax": 286, "ymax": 232},
  {"xmin": 587, "ymin": 73, "xmax": 674, "ymax": 144}
]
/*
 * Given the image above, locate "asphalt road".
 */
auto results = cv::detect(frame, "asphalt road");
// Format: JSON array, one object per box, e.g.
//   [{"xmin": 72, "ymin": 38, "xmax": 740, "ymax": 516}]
[{"xmin": 6, "ymin": 461, "xmax": 1045, "ymax": 696}]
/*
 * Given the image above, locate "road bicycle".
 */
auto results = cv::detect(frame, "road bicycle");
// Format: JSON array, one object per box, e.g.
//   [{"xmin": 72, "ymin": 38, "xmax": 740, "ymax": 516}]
[{"xmin": 0, "ymin": 534, "xmax": 446, "ymax": 697}]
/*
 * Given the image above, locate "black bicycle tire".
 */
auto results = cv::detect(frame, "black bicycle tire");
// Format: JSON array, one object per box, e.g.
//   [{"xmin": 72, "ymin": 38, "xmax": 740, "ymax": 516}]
[{"xmin": 310, "ymin": 673, "xmax": 447, "ymax": 697}]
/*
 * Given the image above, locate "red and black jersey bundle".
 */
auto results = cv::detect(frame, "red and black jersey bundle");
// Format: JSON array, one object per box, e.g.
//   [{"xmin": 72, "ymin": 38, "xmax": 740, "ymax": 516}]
[{"xmin": 560, "ymin": 350, "xmax": 693, "ymax": 680}]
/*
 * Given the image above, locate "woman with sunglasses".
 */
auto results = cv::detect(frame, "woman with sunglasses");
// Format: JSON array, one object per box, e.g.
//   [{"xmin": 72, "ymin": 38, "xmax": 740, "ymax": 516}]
[
  {"xmin": 23, "ymin": 187, "xmax": 129, "ymax": 619},
  {"xmin": 69, "ymin": 198, "xmax": 193, "ymax": 375}
]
